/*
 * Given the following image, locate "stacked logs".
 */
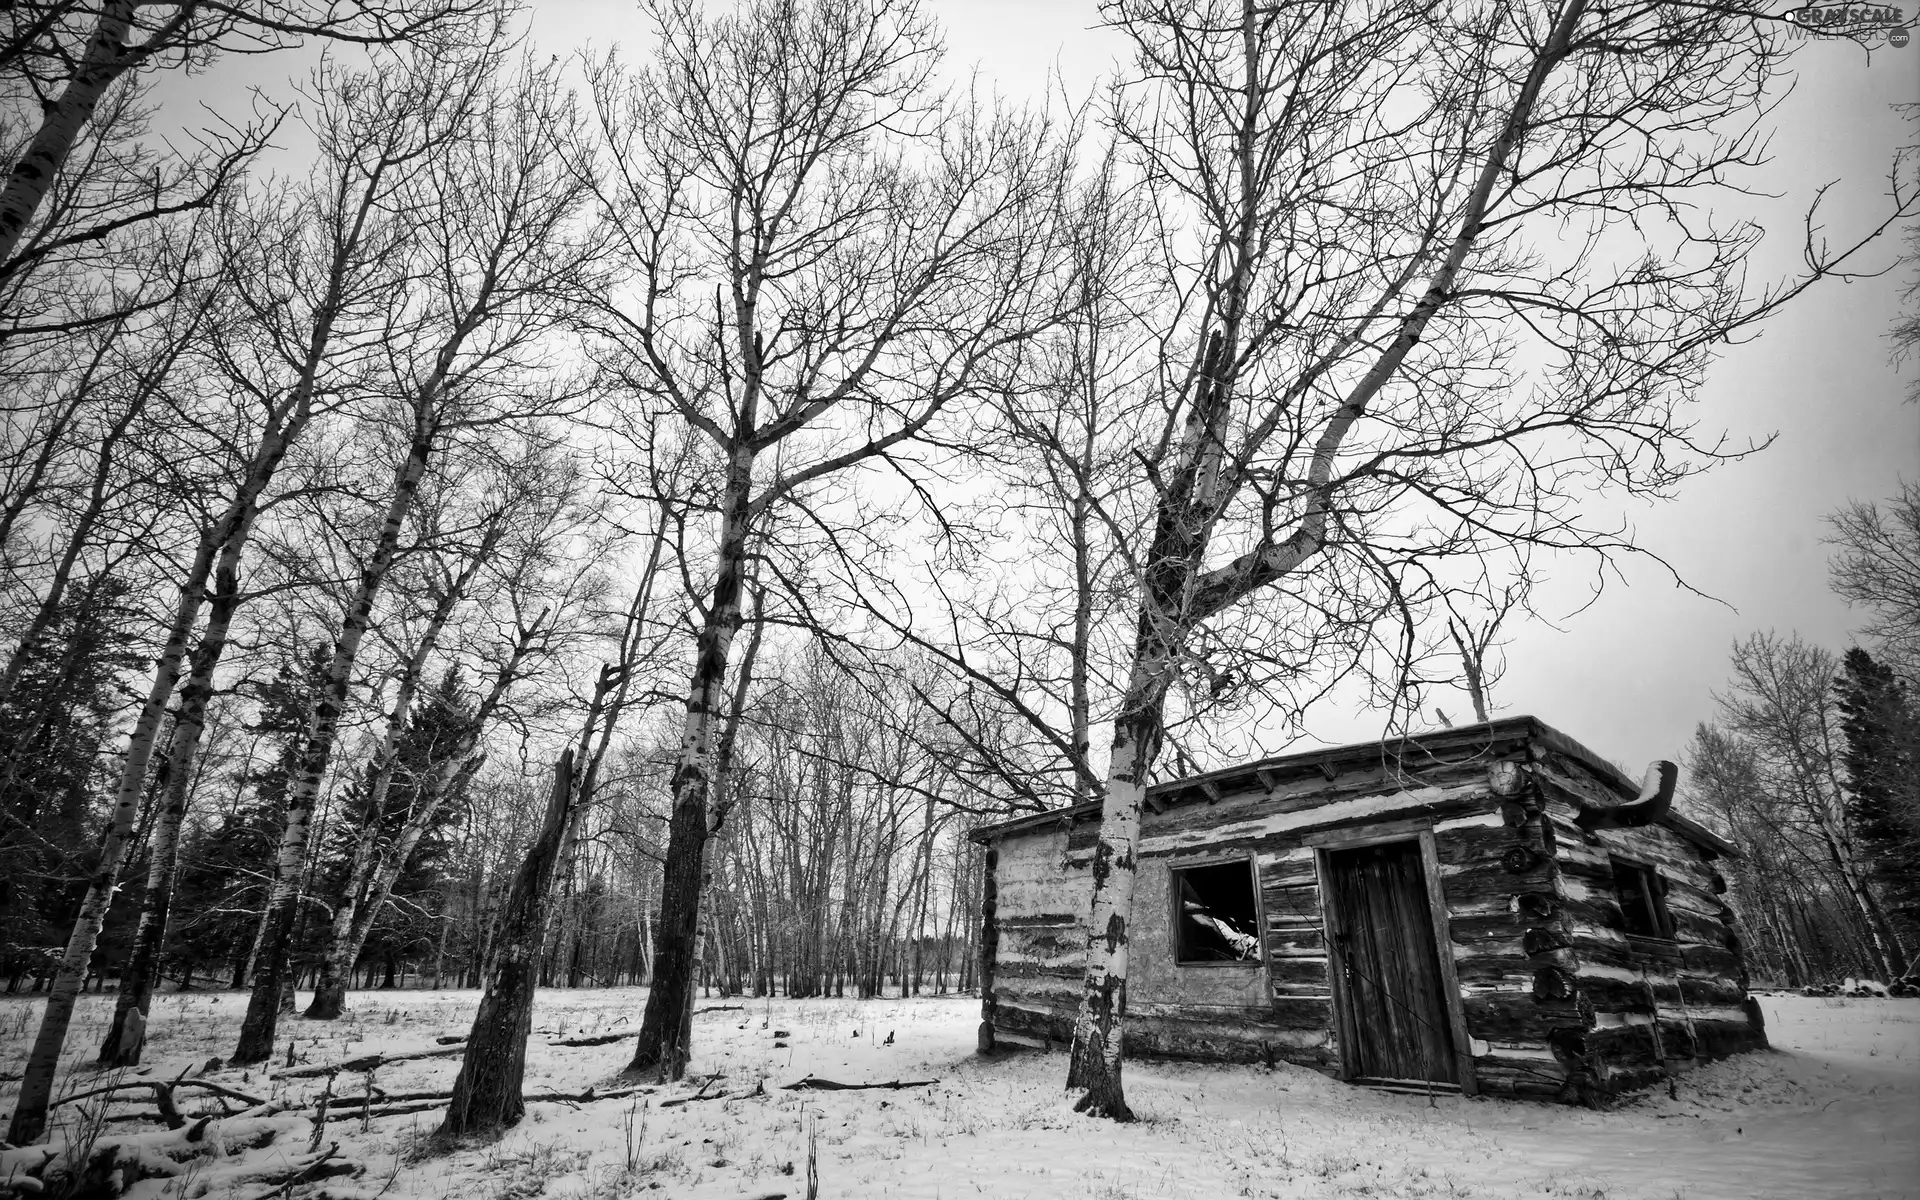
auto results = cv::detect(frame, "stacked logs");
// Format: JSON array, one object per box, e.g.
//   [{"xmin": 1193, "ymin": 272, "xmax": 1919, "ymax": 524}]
[
  {"xmin": 1496, "ymin": 764, "xmax": 1605, "ymax": 1105},
  {"xmin": 976, "ymin": 847, "xmax": 999, "ymax": 1054}
]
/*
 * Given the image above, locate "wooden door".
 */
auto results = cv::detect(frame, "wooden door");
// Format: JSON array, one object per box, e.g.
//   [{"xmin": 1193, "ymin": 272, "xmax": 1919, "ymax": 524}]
[{"xmin": 1324, "ymin": 840, "xmax": 1459, "ymax": 1085}]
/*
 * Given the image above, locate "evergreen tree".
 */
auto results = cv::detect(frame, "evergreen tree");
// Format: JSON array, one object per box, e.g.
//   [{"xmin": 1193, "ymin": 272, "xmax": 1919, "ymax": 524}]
[
  {"xmin": 1836, "ymin": 647, "xmax": 1920, "ymax": 967},
  {"xmin": 317, "ymin": 667, "xmax": 477, "ymax": 985},
  {"xmin": 0, "ymin": 576, "xmax": 145, "ymax": 989},
  {"xmin": 167, "ymin": 647, "xmax": 325, "ymax": 986}
]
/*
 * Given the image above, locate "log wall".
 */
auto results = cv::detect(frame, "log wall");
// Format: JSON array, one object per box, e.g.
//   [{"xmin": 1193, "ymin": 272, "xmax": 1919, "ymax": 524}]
[
  {"xmin": 1535, "ymin": 763, "xmax": 1767, "ymax": 1097},
  {"xmin": 978, "ymin": 721, "xmax": 1764, "ymax": 1103},
  {"xmin": 985, "ymin": 824, "xmax": 1088, "ymax": 1049},
  {"xmin": 985, "ymin": 744, "xmax": 1513, "ymax": 1074}
]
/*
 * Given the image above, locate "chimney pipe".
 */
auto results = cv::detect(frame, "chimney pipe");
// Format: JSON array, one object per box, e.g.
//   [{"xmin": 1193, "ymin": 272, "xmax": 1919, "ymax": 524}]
[{"xmin": 1574, "ymin": 760, "xmax": 1677, "ymax": 833}]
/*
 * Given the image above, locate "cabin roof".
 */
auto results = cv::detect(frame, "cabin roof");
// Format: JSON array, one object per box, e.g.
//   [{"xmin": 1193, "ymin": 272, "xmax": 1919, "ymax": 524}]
[{"xmin": 968, "ymin": 714, "xmax": 1737, "ymax": 858}]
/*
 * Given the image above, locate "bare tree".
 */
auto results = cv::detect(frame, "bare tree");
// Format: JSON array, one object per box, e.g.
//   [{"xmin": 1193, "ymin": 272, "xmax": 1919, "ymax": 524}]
[
  {"xmin": 231, "ymin": 46, "xmax": 599, "ymax": 1065},
  {"xmin": 577, "ymin": 0, "xmax": 1070, "ymax": 1080},
  {"xmin": 1711, "ymin": 632, "xmax": 1907, "ymax": 977},
  {"xmin": 1, "ymin": 196, "xmax": 337, "ymax": 1140},
  {"xmin": 0, "ymin": 264, "xmax": 215, "ymax": 737},
  {"xmin": 1060, "ymin": 0, "xmax": 1914, "ymax": 1119},
  {"xmin": 1828, "ymin": 481, "xmax": 1920, "ymax": 678},
  {"xmin": 0, "ymin": 0, "xmax": 483, "ymax": 277},
  {"xmin": 854, "ymin": 145, "xmax": 1160, "ymax": 814},
  {"xmin": 301, "ymin": 437, "xmax": 587, "ymax": 1019},
  {"xmin": 439, "ymin": 540, "xmax": 676, "ymax": 1135}
]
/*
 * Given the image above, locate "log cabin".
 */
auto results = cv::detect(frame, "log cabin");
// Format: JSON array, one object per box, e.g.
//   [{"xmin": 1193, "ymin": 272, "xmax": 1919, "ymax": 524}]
[{"xmin": 970, "ymin": 716, "xmax": 1768, "ymax": 1102}]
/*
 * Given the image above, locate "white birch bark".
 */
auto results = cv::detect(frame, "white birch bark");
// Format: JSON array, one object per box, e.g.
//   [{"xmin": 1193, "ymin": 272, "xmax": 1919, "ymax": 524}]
[
  {"xmin": 305, "ymin": 536, "xmax": 500, "ymax": 1017},
  {"xmin": 98, "ymin": 497, "xmax": 259, "ymax": 1065},
  {"xmin": 1064, "ymin": 0, "xmax": 1591, "ymax": 1120},
  {"xmin": 4, "ymin": 377, "xmax": 313, "ymax": 1143},
  {"xmin": 232, "ymin": 416, "xmax": 434, "ymax": 1062},
  {"xmin": 0, "ymin": 0, "xmax": 140, "ymax": 269}
]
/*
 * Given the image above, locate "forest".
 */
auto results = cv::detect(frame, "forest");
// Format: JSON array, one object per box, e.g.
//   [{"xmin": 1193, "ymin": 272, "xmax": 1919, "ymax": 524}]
[{"xmin": 1, "ymin": 0, "xmax": 1916, "ymax": 1155}]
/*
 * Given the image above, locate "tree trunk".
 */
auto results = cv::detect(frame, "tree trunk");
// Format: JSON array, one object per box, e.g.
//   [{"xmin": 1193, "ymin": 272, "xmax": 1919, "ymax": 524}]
[
  {"xmin": 1069, "ymin": 416, "xmax": 1096, "ymax": 803},
  {"xmin": 439, "ymin": 751, "xmax": 575, "ymax": 1136},
  {"xmin": 1451, "ymin": 620, "xmax": 1491, "ymax": 724},
  {"xmin": 630, "ymin": 446, "xmax": 755, "ymax": 1078},
  {"xmin": 307, "ymin": 554, "xmax": 487, "ymax": 1019},
  {"xmin": 0, "ymin": 0, "xmax": 137, "ymax": 269},
  {"xmin": 2, "ymin": 519, "xmax": 221, "ymax": 1146},
  {"xmin": 1817, "ymin": 815, "xmax": 1902, "ymax": 979},
  {"xmin": 97, "ymin": 519, "xmax": 253, "ymax": 1065},
  {"xmin": 0, "ymin": 367, "xmax": 310, "ymax": 1140},
  {"xmin": 1064, "ymin": 662, "xmax": 1168, "ymax": 1121},
  {"xmin": 234, "ymin": 422, "xmax": 435, "ymax": 1064},
  {"xmin": 4, "ymin": 761, "xmax": 148, "ymax": 1143},
  {"xmin": 432, "ymin": 888, "xmax": 453, "ymax": 990},
  {"xmin": 236, "ymin": 897, "xmax": 272, "ymax": 990}
]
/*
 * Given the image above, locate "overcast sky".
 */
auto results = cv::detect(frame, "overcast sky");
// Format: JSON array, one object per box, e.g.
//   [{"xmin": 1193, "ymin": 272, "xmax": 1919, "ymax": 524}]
[
  {"xmin": 933, "ymin": 4, "xmax": 1919, "ymax": 773},
  {"xmin": 181, "ymin": 1, "xmax": 1918, "ymax": 777}
]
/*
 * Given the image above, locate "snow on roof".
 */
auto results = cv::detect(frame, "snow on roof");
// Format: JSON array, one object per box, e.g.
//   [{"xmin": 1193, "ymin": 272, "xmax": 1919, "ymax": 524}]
[{"xmin": 970, "ymin": 714, "xmax": 1737, "ymax": 859}]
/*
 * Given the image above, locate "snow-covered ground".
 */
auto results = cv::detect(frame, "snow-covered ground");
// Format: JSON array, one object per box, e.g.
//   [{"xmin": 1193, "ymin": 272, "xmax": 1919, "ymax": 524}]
[{"xmin": 3, "ymin": 988, "xmax": 1914, "ymax": 1199}]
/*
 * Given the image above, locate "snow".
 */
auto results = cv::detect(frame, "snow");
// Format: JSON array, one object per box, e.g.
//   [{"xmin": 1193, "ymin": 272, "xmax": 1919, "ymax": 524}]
[
  {"xmin": 3, "ymin": 990, "xmax": 1914, "ymax": 1199},
  {"xmin": 1141, "ymin": 784, "xmax": 1484, "ymax": 854}
]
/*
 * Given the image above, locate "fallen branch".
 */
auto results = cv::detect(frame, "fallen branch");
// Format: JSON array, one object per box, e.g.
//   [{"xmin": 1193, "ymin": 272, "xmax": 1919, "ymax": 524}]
[
  {"xmin": 347, "ymin": 1100, "xmax": 450, "ymax": 1121},
  {"xmin": 338, "ymin": 1084, "xmax": 658, "ymax": 1123},
  {"xmin": 529, "ymin": 1085, "xmax": 656, "ymax": 1105},
  {"xmin": 696, "ymin": 1004, "xmax": 746, "ymax": 1013},
  {"xmin": 780, "ymin": 1076, "xmax": 936, "ymax": 1092},
  {"xmin": 658, "ymin": 1075, "xmax": 735, "ymax": 1108},
  {"xmin": 272, "ymin": 1045, "xmax": 464, "ymax": 1080},
  {"xmin": 51, "ymin": 1081, "xmax": 169, "ymax": 1110},
  {"xmin": 182, "ymin": 1079, "xmax": 268, "ymax": 1108},
  {"xmin": 49, "ymin": 1078, "xmax": 265, "ymax": 1134},
  {"xmin": 100, "ymin": 1104, "xmax": 261, "ymax": 1129},
  {"xmin": 320, "ymin": 1089, "xmax": 446, "ymax": 1111},
  {"xmin": 547, "ymin": 1032, "xmax": 639, "ymax": 1047},
  {"xmin": 668, "ymin": 1079, "xmax": 766, "ymax": 1108}
]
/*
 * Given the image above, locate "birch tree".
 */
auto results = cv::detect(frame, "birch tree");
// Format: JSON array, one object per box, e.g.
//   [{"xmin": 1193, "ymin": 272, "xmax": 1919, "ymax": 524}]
[
  {"xmin": 0, "ymin": 268, "xmax": 211, "ymax": 762},
  {"xmin": 302, "ymin": 436, "xmax": 595, "ymax": 1018},
  {"xmin": 0, "ymin": 0, "xmax": 480, "ymax": 279},
  {"xmin": 0, "ymin": 208, "xmax": 318, "ymax": 1143},
  {"xmin": 439, "ymin": 529, "xmax": 680, "ymax": 1134},
  {"xmin": 1061, "ymin": 0, "xmax": 1915, "ymax": 1120},
  {"xmin": 577, "ymin": 0, "xmax": 1070, "ymax": 1080},
  {"xmin": 231, "ymin": 47, "xmax": 599, "ymax": 1065}
]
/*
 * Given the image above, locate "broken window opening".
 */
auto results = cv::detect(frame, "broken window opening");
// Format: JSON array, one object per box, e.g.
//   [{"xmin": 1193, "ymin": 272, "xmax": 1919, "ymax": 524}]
[
  {"xmin": 1609, "ymin": 857, "xmax": 1672, "ymax": 940},
  {"xmin": 1173, "ymin": 860, "xmax": 1262, "ymax": 964}
]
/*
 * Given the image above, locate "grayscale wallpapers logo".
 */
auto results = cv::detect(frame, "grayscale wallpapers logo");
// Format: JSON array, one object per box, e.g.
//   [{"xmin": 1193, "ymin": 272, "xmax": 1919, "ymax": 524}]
[{"xmin": 1782, "ymin": 3, "xmax": 1912, "ymax": 47}]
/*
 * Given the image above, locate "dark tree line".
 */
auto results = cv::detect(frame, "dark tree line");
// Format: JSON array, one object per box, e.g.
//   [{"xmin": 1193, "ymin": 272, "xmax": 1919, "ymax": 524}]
[{"xmin": 1691, "ymin": 485, "xmax": 1920, "ymax": 987}]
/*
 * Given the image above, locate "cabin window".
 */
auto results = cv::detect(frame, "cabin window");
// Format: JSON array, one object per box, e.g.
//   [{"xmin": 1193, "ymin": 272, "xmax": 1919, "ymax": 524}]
[
  {"xmin": 1609, "ymin": 857, "xmax": 1672, "ymax": 940},
  {"xmin": 1172, "ymin": 860, "xmax": 1262, "ymax": 964}
]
